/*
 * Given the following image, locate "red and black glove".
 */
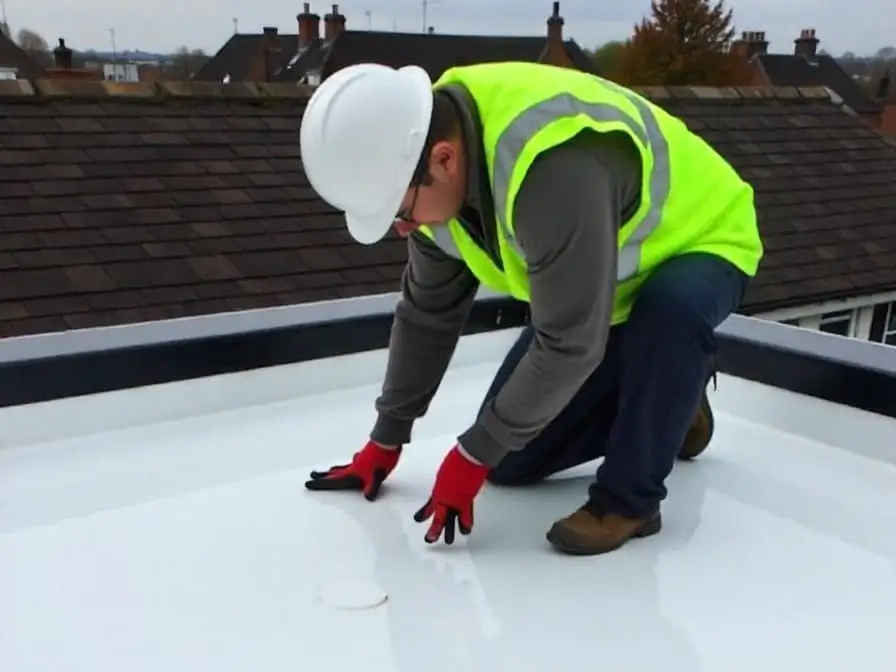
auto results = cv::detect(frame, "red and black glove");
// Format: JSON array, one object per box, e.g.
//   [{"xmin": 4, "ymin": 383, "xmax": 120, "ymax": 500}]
[
  {"xmin": 414, "ymin": 445, "xmax": 490, "ymax": 544},
  {"xmin": 305, "ymin": 440, "xmax": 401, "ymax": 501}
]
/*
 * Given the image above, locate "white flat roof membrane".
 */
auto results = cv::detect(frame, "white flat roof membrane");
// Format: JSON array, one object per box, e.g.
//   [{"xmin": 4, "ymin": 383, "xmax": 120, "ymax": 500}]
[{"xmin": 1, "ymin": 330, "xmax": 895, "ymax": 672}]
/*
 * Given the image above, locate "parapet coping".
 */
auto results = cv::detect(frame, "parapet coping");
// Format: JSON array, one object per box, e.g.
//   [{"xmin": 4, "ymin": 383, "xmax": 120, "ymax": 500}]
[{"xmin": 0, "ymin": 77, "xmax": 834, "ymax": 104}]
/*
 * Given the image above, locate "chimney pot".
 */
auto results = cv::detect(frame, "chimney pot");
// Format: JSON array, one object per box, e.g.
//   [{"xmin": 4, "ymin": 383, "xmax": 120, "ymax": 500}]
[
  {"xmin": 324, "ymin": 4, "xmax": 346, "ymax": 41},
  {"xmin": 53, "ymin": 37, "xmax": 73, "ymax": 69},
  {"xmin": 794, "ymin": 28, "xmax": 819, "ymax": 57},
  {"xmin": 298, "ymin": 4, "xmax": 321, "ymax": 49},
  {"xmin": 546, "ymin": 1, "xmax": 564, "ymax": 42},
  {"xmin": 734, "ymin": 29, "xmax": 767, "ymax": 58}
]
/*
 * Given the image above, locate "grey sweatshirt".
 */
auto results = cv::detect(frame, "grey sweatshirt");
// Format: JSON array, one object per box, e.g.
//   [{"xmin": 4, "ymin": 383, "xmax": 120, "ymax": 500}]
[{"xmin": 369, "ymin": 85, "xmax": 643, "ymax": 467}]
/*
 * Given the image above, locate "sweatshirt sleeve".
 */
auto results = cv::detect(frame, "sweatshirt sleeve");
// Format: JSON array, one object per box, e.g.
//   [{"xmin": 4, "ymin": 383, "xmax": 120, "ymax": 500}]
[
  {"xmin": 456, "ymin": 134, "xmax": 632, "ymax": 467},
  {"xmin": 369, "ymin": 231, "xmax": 480, "ymax": 446}
]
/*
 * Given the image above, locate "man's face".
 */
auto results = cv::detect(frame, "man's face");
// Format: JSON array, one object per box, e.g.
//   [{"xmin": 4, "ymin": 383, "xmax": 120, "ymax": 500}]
[{"xmin": 393, "ymin": 138, "xmax": 467, "ymax": 237}]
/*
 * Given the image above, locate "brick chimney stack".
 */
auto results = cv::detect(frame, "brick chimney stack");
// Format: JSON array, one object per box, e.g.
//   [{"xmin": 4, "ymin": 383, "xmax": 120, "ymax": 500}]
[
  {"xmin": 261, "ymin": 26, "xmax": 281, "ymax": 81},
  {"xmin": 794, "ymin": 28, "xmax": 819, "ymax": 58},
  {"xmin": 876, "ymin": 71, "xmax": 891, "ymax": 101},
  {"xmin": 298, "ymin": 3, "xmax": 320, "ymax": 50},
  {"xmin": 43, "ymin": 38, "xmax": 101, "ymax": 80},
  {"xmin": 546, "ymin": 1, "xmax": 564, "ymax": 43},
  {"xmin": 324, "ymin": 4, "xmax": 346, "ymax": 42},
  {"xmin": 731, "ymin": 31, "xmax": 768, "ymax": 60}
]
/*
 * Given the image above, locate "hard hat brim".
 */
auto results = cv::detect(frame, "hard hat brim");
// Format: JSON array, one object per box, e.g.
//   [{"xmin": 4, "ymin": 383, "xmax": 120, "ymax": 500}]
[{"xmin": 344, "ymin": 191, "xmax": 403, "ymax": 245}]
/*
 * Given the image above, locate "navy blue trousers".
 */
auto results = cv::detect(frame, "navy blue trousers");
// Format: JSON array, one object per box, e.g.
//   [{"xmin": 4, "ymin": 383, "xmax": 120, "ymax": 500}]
[{"xmin": 479, "ymin": 252, "xmax": 749, "ymax": 517}]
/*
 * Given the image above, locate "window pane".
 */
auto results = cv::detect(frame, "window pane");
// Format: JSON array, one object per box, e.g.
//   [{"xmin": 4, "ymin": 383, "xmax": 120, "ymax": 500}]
[
  {"xmin": 820, "ymin": 319, "xmax": 850, "ymax": 337},
  {"xmin": 821, "ymin": 309, "xmax": 852, "ymax": 322},
  {"xmin": 887, "ymin": 303, "xmax": 896, "ymax": 331},
  {"xmin": 885, "ymin": 332, "xmax": 896, "ymax": 346}
]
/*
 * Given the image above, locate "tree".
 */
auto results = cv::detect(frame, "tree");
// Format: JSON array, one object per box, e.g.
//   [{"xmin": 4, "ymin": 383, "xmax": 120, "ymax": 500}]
[
  {"xmin": 15, "ymin": 27, "xmax": 53, "ymax": 68},
  {"xmin": 16, "ymin": 28, "xmax": 48, "ymax": 52},
  {"xmin": 163, "ymin": 46, "xmax": 210, "ymax": 80},
  {"xmin": 611, "ymin": 0, "xmax": 754, "ymax": 86},
  {"xmin": 589, "ymin": 41, "xmax": 625, "ymax": 77}
]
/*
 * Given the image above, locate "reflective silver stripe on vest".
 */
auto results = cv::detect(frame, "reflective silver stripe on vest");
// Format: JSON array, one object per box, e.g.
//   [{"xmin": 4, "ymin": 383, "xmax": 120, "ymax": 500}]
[
  {"xmin": 431, "ymin": 225, "xmax": 462, "ymax": 259},
  {"xmin": 494, "ymin": 83, "xmax": 671, "ymax": 282},
  {"xmin": 428, "ymin": 83, "xmax": 671, "ymax": 279}
]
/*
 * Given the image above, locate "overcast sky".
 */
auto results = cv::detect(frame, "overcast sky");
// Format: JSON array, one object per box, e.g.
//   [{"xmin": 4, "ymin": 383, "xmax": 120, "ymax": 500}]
[{"xmin": 2, "ymin": 0, "xmax": 888, "ymax": 57}]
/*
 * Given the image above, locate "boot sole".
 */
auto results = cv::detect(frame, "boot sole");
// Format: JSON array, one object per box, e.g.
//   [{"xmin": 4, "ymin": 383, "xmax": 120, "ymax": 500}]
[{"xmin": 546, "ymin": 513, "xmax": 662, "ymax": 556}]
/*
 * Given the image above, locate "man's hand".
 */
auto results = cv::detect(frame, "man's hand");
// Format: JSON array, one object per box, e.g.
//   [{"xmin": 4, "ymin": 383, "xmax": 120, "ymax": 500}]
[
  {"xmin": 305, "ymin": 440, "xmax": 402, "ymax": 501},
  {"xmin": 414, "ymin": 445, "xmax": 490, "ymax": 544}
]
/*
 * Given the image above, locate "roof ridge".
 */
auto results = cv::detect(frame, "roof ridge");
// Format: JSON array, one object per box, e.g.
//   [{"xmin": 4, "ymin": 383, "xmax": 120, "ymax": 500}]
[
  {"xmin": 0, "ymin": 78, "xmax": 316, "ymax": 102},
  {"xmin": 341, "ymin": 28, "xmax": 546, "ymax": 40}
]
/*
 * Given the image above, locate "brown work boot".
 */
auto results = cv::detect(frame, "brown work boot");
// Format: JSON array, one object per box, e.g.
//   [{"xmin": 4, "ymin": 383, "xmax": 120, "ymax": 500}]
[
  {"xmin": 545, "ymin": 504, "xmax": 662, "ymax": 556},
  {"xmin": 679, "ymin": 369, "xmax": 717, "ymax": 461}
]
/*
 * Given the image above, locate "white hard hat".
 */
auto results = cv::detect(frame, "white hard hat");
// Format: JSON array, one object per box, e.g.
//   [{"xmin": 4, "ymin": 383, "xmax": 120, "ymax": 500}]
[{"xmin": 300, "ymin": 63, "xmax": 434, "ymax": 245}]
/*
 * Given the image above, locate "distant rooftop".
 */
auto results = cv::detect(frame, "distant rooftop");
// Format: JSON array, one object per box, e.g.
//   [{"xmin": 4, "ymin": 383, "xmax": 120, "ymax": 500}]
[
  {"xmin": 754, "ymin": 53, "xmax": 883, "ymax": 115},
  {"xmin": 732, "ymin": 28, "xmax": 884, "ymax": 116},
  {"xmin": 194, "ymin": 1, "xmax": 593, "ymax": 85},
  {"xmin": 277, "ymin": 28, "xmax": 594, "ymax": 84}
]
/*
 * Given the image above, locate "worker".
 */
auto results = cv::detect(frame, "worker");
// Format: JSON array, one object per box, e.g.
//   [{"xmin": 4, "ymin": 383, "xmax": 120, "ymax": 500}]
[{"xmin": 300, "ymin": 61, "xmax": 764, "ymax": 556}]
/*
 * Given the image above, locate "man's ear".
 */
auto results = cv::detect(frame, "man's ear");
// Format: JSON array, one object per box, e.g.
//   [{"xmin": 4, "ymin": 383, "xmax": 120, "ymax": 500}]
[{"xmin": 428, "ymin": 140, "xmax": 458, "ymax": 181}]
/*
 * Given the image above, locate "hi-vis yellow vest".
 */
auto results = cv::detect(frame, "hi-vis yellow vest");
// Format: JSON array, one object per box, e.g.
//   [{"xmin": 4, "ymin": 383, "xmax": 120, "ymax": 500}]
[{"xmin": 417, "ymin": 62, "xmax": 764, "ymax": 325}]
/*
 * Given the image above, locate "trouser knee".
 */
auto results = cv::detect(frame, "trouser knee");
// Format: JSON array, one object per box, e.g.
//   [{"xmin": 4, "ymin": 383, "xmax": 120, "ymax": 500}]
[{"xmin": 629, "ymin": 290, "xmax": 717, "ymax": 355}]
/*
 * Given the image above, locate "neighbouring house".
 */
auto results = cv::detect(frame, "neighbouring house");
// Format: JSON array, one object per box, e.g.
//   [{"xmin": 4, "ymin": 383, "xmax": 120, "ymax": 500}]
[
  {"xmin": 0, "ymin": 30, "xmax": 43, "ymax": 80},
  {"xmin": 81, "ymin": 55, "xmax": 171, "ymax": 83},
  {"xmin": 731, "ymin": 28, "xmax": 891, "ymax": 133},
  {"xmin": 1, "ymin": 74, "xmax": 895, "ymax": 346},
  {"xmin": 193, "ymin": 1, "xmax": 593, "ymax": 85}
]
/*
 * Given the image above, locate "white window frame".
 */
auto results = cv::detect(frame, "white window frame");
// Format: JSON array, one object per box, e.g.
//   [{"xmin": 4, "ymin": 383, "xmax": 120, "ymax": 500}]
[
  {"xmin": 818, "ymin": 308, "xmax": 857, "ymax": 338},
  {"xmin": 0, "ymin": 66, "xmax": 18, "ymax": 80},
  {"xmin": 883, "ymin": 302, "xmax": 896, "ymax": 346}
]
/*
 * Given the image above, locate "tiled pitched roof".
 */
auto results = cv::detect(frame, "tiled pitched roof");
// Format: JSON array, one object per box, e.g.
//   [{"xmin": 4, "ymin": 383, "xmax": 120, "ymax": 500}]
[
  {"xmin": 1, "ymin": 79, "xmax": 896, "ymax": 338},
  {"xmin": 754, "ymin": 54, "xmax": 881, "ymax": 115},
  {"xmin": 0, "ymin": 32, "xmax": 43, "ymax": 78},
  {"xmin": 0, "ymin": 78, "xmax": 405, "ymax": 338},
  {"xmin": 192, "ymin": 33, "xmax": 299, "ymax": 82},
  {"xmin": 308, "ymin": 30, "xmax": 594, "ymax": 81},
  {"xmin": 555, "ymin": 40, "xmax": 594, "ymax": 73},
  {"xmin": 646, "ymin": 85, "xmax": 896, "ymax": 312}
]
